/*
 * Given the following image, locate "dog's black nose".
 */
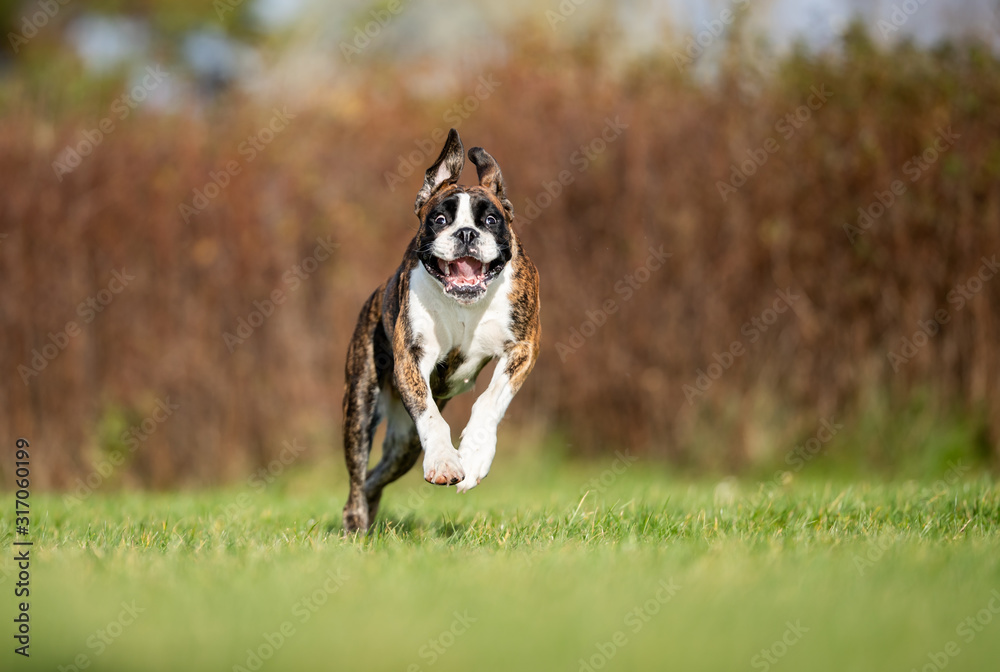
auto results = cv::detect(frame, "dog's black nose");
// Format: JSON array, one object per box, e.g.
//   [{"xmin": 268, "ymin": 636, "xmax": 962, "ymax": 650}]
[{"xmin": 455, "ymin": 228, "xmax": 479, "ymax": 246}]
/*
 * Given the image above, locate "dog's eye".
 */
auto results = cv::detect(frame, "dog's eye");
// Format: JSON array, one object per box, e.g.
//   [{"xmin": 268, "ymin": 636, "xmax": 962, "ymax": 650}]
[
  {"xmin": 434, "ymin": 215, "xmax": 447, "ymax": 226},
  {"xmin": 485, "ymin": 215, "xmax": 498, "ymax": 227}
]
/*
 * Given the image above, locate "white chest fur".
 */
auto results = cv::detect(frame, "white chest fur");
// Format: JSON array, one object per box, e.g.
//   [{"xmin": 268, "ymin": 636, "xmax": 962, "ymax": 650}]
[{"xmin": 407, "ymin": 263, "xmax": 514, "ymax": 394}]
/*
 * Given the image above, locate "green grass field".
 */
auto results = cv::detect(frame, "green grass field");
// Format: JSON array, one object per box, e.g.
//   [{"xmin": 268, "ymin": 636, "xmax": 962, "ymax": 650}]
[{"xmin": 3, "ymin": 454, "xmax": 1000, "ymax": 672}]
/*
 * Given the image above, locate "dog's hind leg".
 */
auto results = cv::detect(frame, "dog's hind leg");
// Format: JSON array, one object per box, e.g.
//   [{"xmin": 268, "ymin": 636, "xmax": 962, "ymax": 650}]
[
  {"xmin": 362, "ymin": 389, "xmax": 423, "ymax": 526},
  {"xmin": 342, "ymin": 290, "xmax": 388, "ymax": 534},
  {"xmin": 364, "ymin": 393, "xmax": 450, "ymax": 528}
]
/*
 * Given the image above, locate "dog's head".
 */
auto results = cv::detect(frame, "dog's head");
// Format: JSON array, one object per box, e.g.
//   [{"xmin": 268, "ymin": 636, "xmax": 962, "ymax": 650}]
[{"xmin": 412, "ymin": 129, "xmax": 514, "ymax": 305}]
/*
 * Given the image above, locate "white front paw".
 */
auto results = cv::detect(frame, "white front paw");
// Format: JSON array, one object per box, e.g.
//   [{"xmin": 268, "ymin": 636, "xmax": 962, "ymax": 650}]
[
  {"xmin": 424, "ymin": 449, "xmax": 465, "ymax": 486},
  {"xmin": 456, "ymin": 431, "xmax": 496, "ymax": 494}
]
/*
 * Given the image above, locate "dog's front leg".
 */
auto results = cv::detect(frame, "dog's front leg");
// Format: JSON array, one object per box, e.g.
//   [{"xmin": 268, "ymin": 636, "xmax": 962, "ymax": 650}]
[
  {"xmin": 393, "ymin": 347, "xmax": 465, "ymax": 485},
  {"xmin": 456, "ymin": 342, "xmax": 537, "ymax": 493}
]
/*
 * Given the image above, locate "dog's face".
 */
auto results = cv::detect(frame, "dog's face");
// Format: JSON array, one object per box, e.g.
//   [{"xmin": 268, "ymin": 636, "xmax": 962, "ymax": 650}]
[
  {"xmin": 416, "ymin": 187, "xmax": 511, "ymax": 303},
  {"xmin": 413, "ymin": 130, "xmax": 514, "ymax": 305}
]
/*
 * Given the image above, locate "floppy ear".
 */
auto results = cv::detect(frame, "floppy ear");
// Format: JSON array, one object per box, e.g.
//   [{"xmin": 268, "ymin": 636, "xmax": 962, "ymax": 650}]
[
  {"xmin": 468, "ymin": 146, "xmax": 514, "ymax": 218},
  {"xmin": 414, "ymin": 129, "xmax": 464, "ymax": 215}
]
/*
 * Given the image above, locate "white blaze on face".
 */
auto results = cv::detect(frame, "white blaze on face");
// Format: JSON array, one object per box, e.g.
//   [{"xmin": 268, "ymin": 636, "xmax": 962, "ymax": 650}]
[{"xmin": 431, "ymin": 192, "xmax": 500, "ymax": 264}]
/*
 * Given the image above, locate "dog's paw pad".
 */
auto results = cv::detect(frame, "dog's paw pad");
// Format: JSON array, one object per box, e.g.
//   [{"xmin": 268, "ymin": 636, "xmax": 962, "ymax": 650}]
[{"xmin": 424, "ymin": 453, "xmax": 464, "ymax": 486}]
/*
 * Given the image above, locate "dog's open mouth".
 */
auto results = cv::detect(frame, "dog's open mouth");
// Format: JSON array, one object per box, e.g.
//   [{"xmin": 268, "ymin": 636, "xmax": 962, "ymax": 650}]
[
  {"xmin": 438, "ymin": 256, "xmax": 485, "ymax": 286},
  {"xmin": 423, "ymin": 255, "xmax": 505, "ymax": 299}
]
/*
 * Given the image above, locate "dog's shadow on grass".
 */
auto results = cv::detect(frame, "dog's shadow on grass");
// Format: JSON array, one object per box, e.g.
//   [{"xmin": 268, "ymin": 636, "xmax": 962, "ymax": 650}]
[
  {"xmin": 379, "ymin": 514, "xmax": 470, "ymax": 540},
  {"xmin": 327, "ymin": 515, "xmax": 469, "ymax": 541}
]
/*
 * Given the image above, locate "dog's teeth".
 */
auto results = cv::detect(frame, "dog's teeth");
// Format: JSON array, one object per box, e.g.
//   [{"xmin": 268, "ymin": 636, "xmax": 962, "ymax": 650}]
[{"xmin": 437, "ymin": 258, "xmax": 448, "ymax": 275}]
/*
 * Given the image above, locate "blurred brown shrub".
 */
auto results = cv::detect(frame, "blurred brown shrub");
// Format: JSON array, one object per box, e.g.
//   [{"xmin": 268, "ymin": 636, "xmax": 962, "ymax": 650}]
[{"xmin": 3, "ymin": 29, "xmax": 999, "ymax": 488}]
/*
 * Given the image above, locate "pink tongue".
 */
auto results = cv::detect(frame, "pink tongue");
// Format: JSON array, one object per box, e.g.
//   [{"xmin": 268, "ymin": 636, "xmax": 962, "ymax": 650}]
[{"xmin": 451, "ymin": 257, "xmax": 482, "ymax": 279}]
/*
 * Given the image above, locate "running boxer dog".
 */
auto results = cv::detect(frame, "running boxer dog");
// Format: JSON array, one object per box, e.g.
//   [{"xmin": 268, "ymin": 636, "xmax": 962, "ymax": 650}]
[{"xmin": 341, "ymin": 129, "xmax": 540, "ymax": 533}]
